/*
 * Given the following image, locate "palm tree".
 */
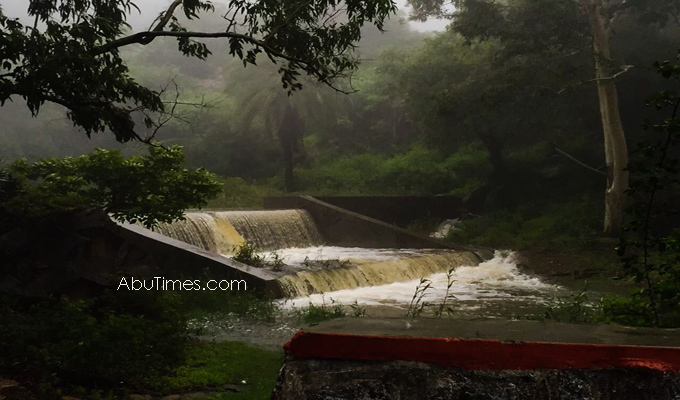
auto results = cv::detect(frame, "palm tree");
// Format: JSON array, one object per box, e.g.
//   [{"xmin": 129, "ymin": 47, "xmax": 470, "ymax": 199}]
[{"xmin": 231, "ymin": 65, "xmax": 349, "ymax": 191}]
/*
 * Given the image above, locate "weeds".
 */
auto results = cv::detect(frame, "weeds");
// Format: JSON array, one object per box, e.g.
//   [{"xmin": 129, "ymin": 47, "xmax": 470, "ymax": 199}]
[
  {"xmin": 434, "ymin": 267, "xmax": 457, "ymax": 318},
  {"xmin": 349, "ymin": 300, "xmax": 367, "ymax": 317},
  {"xmin": 232, "ymin": 242, "xmax": 288, "ymax": 272},
  {"xmin": 407, "ymin": 278, "xmax": 432, "ymax": 318},
  {"xmin": 295, "ymin": 297, "xmax": 346, "ymax": 324},
  {"xmin": 527, "ymin": 286, "xmax": 602, "ymax": 324},
  {"xmin": 269, "ymin": 252, "xmax": 286, "ymax": 272},
  {"xmin": 232, "ymin": 242, "xmax": 266, "ymax": 267},
  {"xmin": 302, "ymin": 255, "xmax": 352, "ymax": 269}
]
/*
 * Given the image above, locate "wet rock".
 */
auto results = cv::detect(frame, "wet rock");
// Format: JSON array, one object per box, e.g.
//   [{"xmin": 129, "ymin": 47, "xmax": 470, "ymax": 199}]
[
  {"xmin": 0, "ymin": 379, "xmax": 32, "ymax": 400},
  {"xmin": 127, "ymin": 395, "xmax": 153, "ymax": 400},
  {"xmin": 271, "ymin": 358, "xmax": 680, "ymax": 400}
]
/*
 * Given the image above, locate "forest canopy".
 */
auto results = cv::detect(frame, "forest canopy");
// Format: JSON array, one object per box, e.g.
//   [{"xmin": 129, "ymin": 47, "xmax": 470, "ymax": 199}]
[{"xmin": 0, "ymin": 0, "xmax": 396, "ymax": 143}]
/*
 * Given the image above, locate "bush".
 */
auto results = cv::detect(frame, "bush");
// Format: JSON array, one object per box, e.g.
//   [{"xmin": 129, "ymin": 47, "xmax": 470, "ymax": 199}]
[
  {"xmin": 207, "ymin": 176, "xmax": 280, "ymax": 209},
  {"xmin": 0, "ymin": 290, "xmax": 190, "ymax": 396},
  {"xmin": 447, "ymin": 197, "xmax": 604, "ymax": 250},
  {"xmin": 295, "ymin": 298, "xmax": 346, "ymax": 324},
  {"xmin": 4, "ymin": 146, "xmax": 221, "ymax": 228},
  {"xmin": 293, "ymin": 144, "xmax": 491, "ymax": 196}
]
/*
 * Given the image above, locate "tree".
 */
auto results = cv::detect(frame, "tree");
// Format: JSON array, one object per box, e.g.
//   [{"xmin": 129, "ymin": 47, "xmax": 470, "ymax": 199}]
[
  {"xmin": 3, "ymin": 146, "xmax": 221, "ymax": 228},
  {"xmin": 0, "ymin": 0, "xmax": 396, "ymax": 144},
  {"xmin": 407, "ymin": 0, "xmax": 680, "ymax": 235},
  {"xmin": 232, "ymin": 63, "xmax": 351, "ymax": 191},
  {"xmin": 605, "ymin": 53, "xmax": 680, "ymax": 327}
]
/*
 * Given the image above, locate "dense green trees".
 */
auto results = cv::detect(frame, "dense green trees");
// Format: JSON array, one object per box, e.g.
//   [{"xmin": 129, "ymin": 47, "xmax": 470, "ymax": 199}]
[
  {"xmin": 2, "ymin": 146, "xmax": 221, "ymax": 228},
  {"xmin": 0, "ymin": 0, "xmax": 396, "ymax": 143},
  {"xmin": 407, "ymin": 0, "xmax": 679, "ymax": 234},
  {"xmin": 1, "ymin": 0, "xmax": 679, "ymax": 231}
]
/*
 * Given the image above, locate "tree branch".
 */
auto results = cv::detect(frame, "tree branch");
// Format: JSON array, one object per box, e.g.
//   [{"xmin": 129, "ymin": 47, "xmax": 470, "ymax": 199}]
[
  {"xmin": 543, "ymin": 64, "xmax": 634, "ymax": 95},
  {"xmin": 552, "ymin": 144, "xmax": 606, "ymax": 176},
  {"xmin": 92, "ymin": 30, "xmax": 309, "ymax": 67}
]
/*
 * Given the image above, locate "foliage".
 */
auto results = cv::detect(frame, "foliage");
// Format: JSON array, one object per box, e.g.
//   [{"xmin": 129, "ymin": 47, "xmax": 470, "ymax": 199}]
[
  {"xmin": 406, "ymin": 277, "xmax": 432, "ymax": 318},
  {"xmin": 231, "ymin": 241, "xmax": 267, "ymax": 267},
  {"xmin": 156, "ymin": 340, "xmax": 283, "ymax": 400},
  {"xmin": 206, "ymin": 177, "xmax": 280, "ymax": 210},
  {"xmin": 607, "ymin": 54, "xmax": 680, "ymax": 327},
  {"xmin": 0, "ymin": 0, "xmax": 396, "ymax": 143},
  {"xmin": 294, "ymin": 144, "xmax": 491, "ymax": 196},
  {"xmin": 0, "ymin": 291, "xmax": 190, "ymax": 396},
  {"xmin": 540, "ymin": 290, "xmax": 602, "ymax": 324},
  {"xmin": 296, "ymin": 297, "xmax": 346, "ymax": 324},
  {"xmin": 434, "ymin": 267, "xmax": 457, "ymax": 318},
  {"xmin": 2, "ymin": 145, "xmax": 221, "ymax": 228},
  {"xmin": 180, "ymin": 287, "xmax": 277, "ymax": 322},
  {"xmin": 447, "ymin": 197, "xmax": 606, "ymax": 250}
]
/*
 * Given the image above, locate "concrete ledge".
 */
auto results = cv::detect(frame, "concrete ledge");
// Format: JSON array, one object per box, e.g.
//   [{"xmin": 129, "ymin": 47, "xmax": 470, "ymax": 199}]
[
  {"xmin": 273, "ymin": 318, "xmax": 680, "ymax": 399},
  {"xmin": 313, "ymin": 196, "xmax": 464, "ymax": 227},
  {"xmin": 116, "ymin": 223, "xmax": 282, "ymax": 297},
  {"xmin": 285, "ymin": 318, "xmax": 680, "ymax": 371},
  {"xmin": 264, "ymin": 196, "xmax": 482, "ymax": 255}
]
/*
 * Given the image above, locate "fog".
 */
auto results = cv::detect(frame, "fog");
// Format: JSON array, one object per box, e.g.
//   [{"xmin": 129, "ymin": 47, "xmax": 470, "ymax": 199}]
[{"xmin": 0, "ymin": 0, "xmax": 449, "ymax": 32}]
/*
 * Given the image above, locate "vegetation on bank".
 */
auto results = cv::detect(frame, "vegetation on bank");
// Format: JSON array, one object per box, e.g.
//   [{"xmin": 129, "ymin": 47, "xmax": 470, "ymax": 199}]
[
  {"xmin": 1, "ymin": 0, "xmax": 680, "ymax": 399},
  {"xmin": 0, "ymin": 287, "xmax": 282, "ymax": 399}
]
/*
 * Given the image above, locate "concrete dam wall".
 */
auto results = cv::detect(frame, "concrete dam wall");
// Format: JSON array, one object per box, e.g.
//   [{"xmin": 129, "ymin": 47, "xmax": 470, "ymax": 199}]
[{"xmin": 272, "ymin": 318, "xmax": 680, "ymax": 400}]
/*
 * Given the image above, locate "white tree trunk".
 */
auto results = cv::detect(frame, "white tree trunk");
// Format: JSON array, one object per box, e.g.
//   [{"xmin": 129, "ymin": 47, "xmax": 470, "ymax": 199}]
[{"xmin": 586, "ymin": 0, "xmax": 629, "ymax": 236}]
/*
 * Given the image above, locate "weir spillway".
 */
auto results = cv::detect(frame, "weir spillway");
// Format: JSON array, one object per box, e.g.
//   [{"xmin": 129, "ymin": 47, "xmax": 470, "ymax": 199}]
[
  {"xmin": 154, "ymin": 210, "xmax": 323, "ymax": 253},
  {"xmin": 151, "ymin": 210, "xmax": 560, "ymax": 316}
]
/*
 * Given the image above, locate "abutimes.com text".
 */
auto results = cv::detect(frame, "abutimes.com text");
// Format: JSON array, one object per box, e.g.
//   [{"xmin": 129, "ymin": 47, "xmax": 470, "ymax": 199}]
[{"xmin": 117, "ymin": 277, "xmax": 247, "ymax": 291}]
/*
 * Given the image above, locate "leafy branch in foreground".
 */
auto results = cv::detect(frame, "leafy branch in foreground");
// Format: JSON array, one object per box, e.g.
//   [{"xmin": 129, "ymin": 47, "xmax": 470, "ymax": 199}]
[
  {"xmin": 2, "ymin": 145, "xmax": 221, "ymax": 228},
  {"xmin": 0, "ymin": 0, "xmax": 396, "ymax": 143}
]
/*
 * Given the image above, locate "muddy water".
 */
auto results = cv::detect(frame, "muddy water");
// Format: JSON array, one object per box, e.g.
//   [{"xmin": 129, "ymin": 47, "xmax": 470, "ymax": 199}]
[{"xmin": 273, "ymin": 250, "xmax": 567, "ymax": 318}]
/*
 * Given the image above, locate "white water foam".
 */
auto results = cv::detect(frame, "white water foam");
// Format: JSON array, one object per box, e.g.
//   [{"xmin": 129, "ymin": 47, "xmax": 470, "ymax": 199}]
[
  {"xmin": 259, "ymin": 246, "xmax": 427, "ymax": 267},
  {"xmin": 279, "ymin": 251, "xmax": 559, "ymax": 310}
]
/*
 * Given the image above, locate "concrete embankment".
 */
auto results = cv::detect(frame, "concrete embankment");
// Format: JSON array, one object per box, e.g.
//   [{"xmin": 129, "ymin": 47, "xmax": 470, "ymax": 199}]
[
  {"xmin": 313, "ymin": 195, "xmax": 464, "ymax": 227},
  {"xmin": 272, "ymin": 318, "xmax": 680, "ymax": 399},
  {"xmin": 264, "ymin": 196, "xmax": 486, "ymax": 257},
  {"xmin": 117, "ymin": 223, "xmax": 282, "ymax": 297}
]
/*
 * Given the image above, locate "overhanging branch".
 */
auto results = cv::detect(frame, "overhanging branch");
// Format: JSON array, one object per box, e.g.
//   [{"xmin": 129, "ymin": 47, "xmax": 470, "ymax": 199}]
[{"xmin": 552, "ymin": 144, "xmax": 606, "ymax": 176}]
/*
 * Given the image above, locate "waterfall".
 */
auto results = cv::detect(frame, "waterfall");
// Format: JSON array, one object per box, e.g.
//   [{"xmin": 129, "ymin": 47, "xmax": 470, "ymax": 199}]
[
  {"xmin": 153, "ymin": 209, "xmax": 323, "ymax": 253},
  {"xmin": 154, "ymin": 213, "xmax": 228, "ymax": 253},
  {"xmin": 214, "ymin": 210, "xmax": 323, "ymax": 251},
  {"xmin": 277, "ymin": 251, "xmax": 481, "ymax": 298}
]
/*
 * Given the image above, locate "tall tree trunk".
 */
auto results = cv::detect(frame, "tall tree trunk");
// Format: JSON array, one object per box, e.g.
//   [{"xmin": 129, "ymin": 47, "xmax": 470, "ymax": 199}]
[
  {"xmin": 282, "ymin": 140, "xmax": 295, "ymax": 192},
  {"xmin": 280, "ymin": 102, "xmax": 301, "ymax": 192},
  {"xmin": 586, "ymin": 0, "xmax": 629, "ymax": 236}
]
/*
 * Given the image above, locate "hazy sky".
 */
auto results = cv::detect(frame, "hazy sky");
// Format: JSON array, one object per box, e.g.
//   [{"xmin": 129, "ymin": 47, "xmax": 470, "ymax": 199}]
[{"xmin": 0, "ymin": 0, "xmax": 449, "ymax": 32}]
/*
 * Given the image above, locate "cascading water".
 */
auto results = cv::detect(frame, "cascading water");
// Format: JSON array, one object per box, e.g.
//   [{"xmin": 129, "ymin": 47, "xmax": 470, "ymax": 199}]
[
  {"xmin": 215, "ymin": 210, "xmax": 323, "ymax": 251},
  {"xmin": 274, "ymin": 248, "xmax": 481, "ymax": 297},
  {"xmin": 154, "ymin": 212, "xmax": 227, "ymax": 253},
  {"xmin": 152, "ymin": 211, "xmax": 561, "ymax": 317},
  {"xmin": 281, "ymin": 251, "xmax": 563, "ymax": 317},
  {"xmin": 153, "ymin": 209, "xmax": 322, "ymax": 253}
]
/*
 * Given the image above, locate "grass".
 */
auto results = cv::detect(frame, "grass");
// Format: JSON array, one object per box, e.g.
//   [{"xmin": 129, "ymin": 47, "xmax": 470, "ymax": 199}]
[
  {"xmin": 156, "ymin": 340, "xmax": 284, "ymax": 400},
  {"xmin": 295, "ymin": 298, "xmax": 346, "ymax": 324}
]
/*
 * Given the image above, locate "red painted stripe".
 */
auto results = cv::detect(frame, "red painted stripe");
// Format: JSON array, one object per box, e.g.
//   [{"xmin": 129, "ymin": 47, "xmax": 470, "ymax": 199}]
[{"xmin": 284, "ymin": 331, "xmax": 680, "ymax": 371}]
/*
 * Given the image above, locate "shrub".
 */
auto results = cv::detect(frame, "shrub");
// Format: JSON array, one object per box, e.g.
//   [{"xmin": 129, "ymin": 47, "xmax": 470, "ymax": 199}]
[
  {"xmin": 0, "ymin": 290, "xmax": 190, "ymax": 396},
  {"xmin": 295, "ymin": 298, "xmax": 346, "ymax": 324},
  {"xmin": 4, "ymin": 145, "xmax": 221, "ymax": 228},
  {"xmin": 232, "ymin": 241, "xmax": 267, "ymax": 267},
  {"xmin": 207, "ymin": 176, "xmax": 280, "ymax": 209},
  {"xmin": 447, "ymin": 197, "xmax": 604, "ymax": 250}
]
